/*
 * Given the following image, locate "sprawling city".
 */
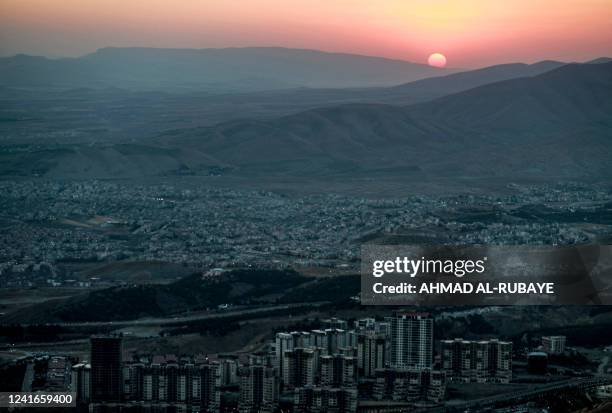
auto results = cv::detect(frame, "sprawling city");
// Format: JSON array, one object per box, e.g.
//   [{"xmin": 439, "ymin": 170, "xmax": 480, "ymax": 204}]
[
  {"xmin": 1, "ymin": 177, "xmax": 612, "ymax": 412},
  {"xmin": 2, "ymin": 180, "xmax": 610, "ymax": 288}
]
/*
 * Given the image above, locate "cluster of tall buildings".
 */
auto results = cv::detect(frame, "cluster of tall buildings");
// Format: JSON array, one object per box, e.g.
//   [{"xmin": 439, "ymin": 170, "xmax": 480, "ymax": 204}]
[
  {"xmin": 73, "ymin": 313, "xmax": 514, "ymax": 412},
  {"xmin": 373, "ymin": 368, "xmax": 446, "ymax": 402},
  {"xmin": 238, "ymin": 362, "xmax": 279, "ymax": 413},
  {"xmin": 130, "ymin": 355, "xmax": 222, "ymax": 410},
  {"xmin": 75, "ymin": 337, "xmax": 242, "ymax": 412},
  {"xmin": 269, "ymin": 313, "xmax": 445, "ymax": 411},
  {"xmin": 439, "ymin": 338, "xmax": 512, "ymax": 383},
  {"xmin": 273, "ymin": 321, "xmax": 362, "ymax": 412}
]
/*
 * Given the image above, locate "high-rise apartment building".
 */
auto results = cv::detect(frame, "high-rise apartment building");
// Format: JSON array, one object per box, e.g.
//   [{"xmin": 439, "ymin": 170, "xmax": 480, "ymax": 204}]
[
  {"xmin": 238, "ymin": 364, "xmax": 279, "ymax": 413},
  {"xmin": 275, "ymin": 332, "xmax": 295, "ymax": 374},
  {"xmin": 309, "ymin": 328, "xmax": 349, "ymax": 355},
  {"xmin": 542, "ymin": 336, "xmax": 566, "ymax": 355},
  {"xmin": 90, "ymin": 335, "xmax": 123, "ymax": 402},
  {"xmin": 390, "ymin": 313, "xmax": 433, "ymax": 369},
  {"xmin": 137, "ymin": 357, "xmax": 221, "ymax": 411},
  {"xmin": 71, "ymin": 363, "xmax": 91, "ymax": 403},
  {"xmin": 218, "ymin": 354, "xmax": 240, "ymax": 386},
  {"xmin": 282, "ymin": 348, "xmax": 317, "ymax": 389},
  {"xmin": 357, "ymin": 332, "xmax": 387, "ymax": 378},
  {"xmin": 319, "ymin": 354, "xmax": 357, "ymax": 387},
  {"xmin": 322, "ymin": 317, "xmax": 349, "ymax": 330},
  {"xmin": 294, "ymin": 386, "xmax": 357, "ymax": 413},
  {"xmin": 440, "ymin": 338, "xmax": 512, "ymax": 383},
  {"xmin": 373, "ymin": 368, "xmax": 446, "ymax": 403}
]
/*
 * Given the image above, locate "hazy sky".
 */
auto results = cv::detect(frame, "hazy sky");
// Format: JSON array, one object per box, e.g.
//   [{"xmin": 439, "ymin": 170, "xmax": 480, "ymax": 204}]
[{"xmin": 1, "ymin": 0, "xmax": 611, "ymax": 67}]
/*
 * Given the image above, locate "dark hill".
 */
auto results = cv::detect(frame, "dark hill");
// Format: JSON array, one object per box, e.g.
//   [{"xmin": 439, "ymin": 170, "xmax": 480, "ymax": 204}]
[
  {"xmin": 382, "ymin": 60, "xmax": 565, "ymax": 103},
  {"xmin": 415, "ymin": 62, "xmax": 612, "ymax": 131},
  {"xmin": 4, "ymin": 269, "xmax": 311, "ymax": 323}
]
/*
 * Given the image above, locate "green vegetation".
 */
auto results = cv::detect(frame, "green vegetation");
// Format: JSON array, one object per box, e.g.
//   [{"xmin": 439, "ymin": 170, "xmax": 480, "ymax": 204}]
[
  {"xmin": 0, "ymin": 363, "xmax": 26, "ymax": 391},
  {"xmin": 0, "ymin": 324, "xmax": 71, "ymax": 342},
  {"xmin": 161, "ymin": 305, "xmax": 317, "ymax": 337},
  {"xmin": 534, "ymin": 322, "xmax": 612, "ymax": 348},
  {"xmin": 548, "ymin": 351, "xmax": 596, "ymax": 368},
  {"xmin": 435, "ymin": 313, "xmax": 497, "ymax": 339},
  {"xmin": 163, "ymin": 318, "xmax": 241, "ymax": 337},
  {"xmin": 272, "ymin": 318, "xmax": 323, "ymax": 334},
  {"xmin": 279, "ymin": 275, "xmax": 359, "ymax": 303},
  {"xmin": 49, "ymin": 269, "xmax": 310, "ymax": 322}
]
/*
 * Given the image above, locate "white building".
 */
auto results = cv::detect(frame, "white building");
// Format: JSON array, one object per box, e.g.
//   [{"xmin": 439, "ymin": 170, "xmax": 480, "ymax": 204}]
[
  {"xmin": 542, "ymin": 336, "xmax": 566, "ymax": 355},
  {"xmin": 390, "ymin": 312, "xmax": 433, "ymax": 369}
]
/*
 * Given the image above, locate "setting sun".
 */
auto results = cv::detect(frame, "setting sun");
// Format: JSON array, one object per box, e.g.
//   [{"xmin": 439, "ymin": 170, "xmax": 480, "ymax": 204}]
[{"xmin": 428, "ymin": 53, "xmax": 447, "ymax": 68}]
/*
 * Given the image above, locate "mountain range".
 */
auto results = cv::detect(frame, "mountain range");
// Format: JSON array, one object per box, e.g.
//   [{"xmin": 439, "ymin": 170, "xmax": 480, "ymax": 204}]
[
  {"xmin": 1, "ymin": 59, "xmax": 611, "ymax": 183},
  {"xmin": 164, "ymin": 62, "xmax": 612, "ymax": 179},
  {"xmin": 0, "ymin": 47, "xmax": 454, "ymax": 91},
  {"xmin": 195, "ymin": 60, "xmax": 569, "ymax": 109},
  {"xmin": 0, "ymin": 58, "xmax": 572, "ymax": 146}
]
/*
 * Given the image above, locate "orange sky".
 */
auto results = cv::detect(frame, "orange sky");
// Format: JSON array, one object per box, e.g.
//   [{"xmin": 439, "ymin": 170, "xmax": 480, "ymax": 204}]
[{"xmin": 1, "ymin": 0, "xmax": 611, "ymax": 67}]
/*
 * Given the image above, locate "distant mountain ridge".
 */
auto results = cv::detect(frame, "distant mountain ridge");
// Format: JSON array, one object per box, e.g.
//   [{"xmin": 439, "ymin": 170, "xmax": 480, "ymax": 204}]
[
  {"xmin": 154, "ymin": 62, "xmax": 612, "ymax": 178},
  {"xmin": 214, "ymin": 60, "xmax": 569, "ymax": 108},
  {"xmin": 412, "ymin": 61, "xmax": 612, "ymax": 132},
  {"xmin": 381, "ymin": 60, "xmax": 566, "ymax": 102},
  {"xmin": 1, "ymin": 62, "xmax": 611, "ymax": 182},
  {"xmin": 0, "ymin": 47, "xmax": 454, "ymax": 91}
]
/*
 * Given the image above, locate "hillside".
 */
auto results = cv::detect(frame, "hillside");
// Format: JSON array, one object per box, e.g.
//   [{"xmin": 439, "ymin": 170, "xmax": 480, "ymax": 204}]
[
  {"xmin": 1, "ymin": 62, "xmax": 611, "ymax": 181},
  {"xmin": 381, "ymin": 60, "xmax": 565, "ymax": 103},
  {"xmin": 161, "ymin": 62, "xmax": 612, "ymax": 179},
  {"xmin": 0, "ymin": 60, "xmax": 570, "ymax": 151},
  {"xmin": 414, "ymin": 62, "xmax": 612, "ymax": 131},
  {"xmin": 4, "ymin": 269, "xmax": 311, "ymax": 323},
  {"xmin": 4, "ymin": 270, "xmax": 361, "ymax": 323}
]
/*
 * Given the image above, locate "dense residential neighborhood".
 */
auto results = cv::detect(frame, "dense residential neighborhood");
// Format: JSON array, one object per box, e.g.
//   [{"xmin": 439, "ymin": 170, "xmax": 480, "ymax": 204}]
[{"xmin": 1, "ymin": 180, "xmax": 610, "ymax": 288}]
